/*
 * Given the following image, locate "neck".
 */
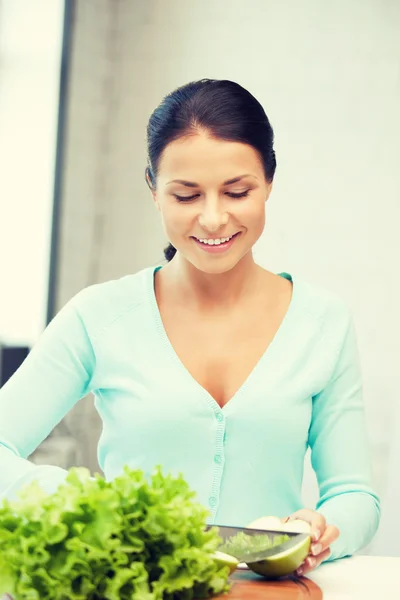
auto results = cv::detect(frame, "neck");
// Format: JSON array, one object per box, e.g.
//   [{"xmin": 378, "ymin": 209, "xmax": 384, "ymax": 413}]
[{"xmin": 164, "ymin": 252, "xmax": 262, "ymax": 310}]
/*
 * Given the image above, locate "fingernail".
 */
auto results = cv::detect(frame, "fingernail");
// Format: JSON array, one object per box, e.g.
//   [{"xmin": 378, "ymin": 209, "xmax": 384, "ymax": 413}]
[
  {"xmin": 296, "ymin": 568, "xmax": 303, "ymax": 576},
  {"xmin": 311, "ymin": 543, "xmax": 322, "ymax": 556},
  {"xmin": 313, "ymin": 529, "xmax": 321, "ymax": 542},
  {"xmin": 307, "ymin": 557, "xmax": 316, "ymax": 568}
]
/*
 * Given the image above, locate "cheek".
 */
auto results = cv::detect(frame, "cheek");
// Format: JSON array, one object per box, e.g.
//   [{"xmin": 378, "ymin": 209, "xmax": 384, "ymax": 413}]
[
  {"xmin": 254, "ymin": 204, "xmax": 266, "ymax": 231},
  {"xmin": 159, "ymin": 201, "xmax": 194, "ymax": 235},
  {"xmin": 237, "ymin": 198, "xmax": 266, "ymax": 232}
]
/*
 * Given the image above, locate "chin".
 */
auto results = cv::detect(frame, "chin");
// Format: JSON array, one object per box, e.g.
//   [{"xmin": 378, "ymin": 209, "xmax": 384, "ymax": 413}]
[
  {"xmin": 187, "ymin": 254, "xmax": 244, "ymax": 276},
  {"xmin": 176, "ymin": 236, "xmax": 254, "ymax": 275}
]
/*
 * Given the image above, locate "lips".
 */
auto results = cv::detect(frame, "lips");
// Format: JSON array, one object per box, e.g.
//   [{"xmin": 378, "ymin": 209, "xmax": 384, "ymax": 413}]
[
  {"xmin": 191, "ymin": 232, "xmax": 241, "ymax": 254},
  {"xmin": 194, "ymin": 233, "xmax": 236, "ymax": 246}
]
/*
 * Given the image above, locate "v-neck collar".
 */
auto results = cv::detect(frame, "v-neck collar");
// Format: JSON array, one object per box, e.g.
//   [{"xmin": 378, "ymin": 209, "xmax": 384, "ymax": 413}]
[{"xmin": 147, "ymin": 265, "xmax": 298, "ymax": 414}]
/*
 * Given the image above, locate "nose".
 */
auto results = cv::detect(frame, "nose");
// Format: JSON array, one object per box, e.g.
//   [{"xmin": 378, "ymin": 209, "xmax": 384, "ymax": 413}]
[{"xmin": 198, "ymin": 197, "xmax": 228, "ymax": 232}]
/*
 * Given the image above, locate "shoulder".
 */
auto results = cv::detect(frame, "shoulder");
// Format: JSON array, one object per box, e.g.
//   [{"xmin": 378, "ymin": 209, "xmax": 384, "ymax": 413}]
[
  {"xmin": 290, "ymin": 274, "xmax": 355, "ymax": 349},
  {"xmin": 295, "ymin": 277, "xmax": 351, "ymax": 321},
  {"xmin": 64, "ymin": 266, "xmax": 157, "ymax": 343}
]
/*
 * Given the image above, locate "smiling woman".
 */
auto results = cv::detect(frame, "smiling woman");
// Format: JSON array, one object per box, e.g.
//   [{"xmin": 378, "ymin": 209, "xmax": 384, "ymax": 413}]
[
  {"xmin": 0, "ymin": 79, "xmax": 380, "ymax": 584},
  {"xmin": 145, "ymin": 79, "xmax": 276, "ymax": 270}
]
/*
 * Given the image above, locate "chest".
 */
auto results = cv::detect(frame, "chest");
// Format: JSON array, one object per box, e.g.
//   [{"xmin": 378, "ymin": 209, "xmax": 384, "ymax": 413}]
[{"xmin": 158, "ymin": 302, "xmax": 290, "ymax": 408}]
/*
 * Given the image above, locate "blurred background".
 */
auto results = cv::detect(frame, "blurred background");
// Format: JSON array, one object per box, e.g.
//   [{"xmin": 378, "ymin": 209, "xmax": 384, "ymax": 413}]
[{"xmin": 0, "ymin": 0, "xmax": 399, "ymax": 554}]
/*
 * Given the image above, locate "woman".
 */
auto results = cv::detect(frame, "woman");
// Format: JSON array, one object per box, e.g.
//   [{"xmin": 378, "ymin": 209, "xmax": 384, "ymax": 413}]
[{"xmin": 0, "ymin": 79, "xmax": 380, "ymax": 577}]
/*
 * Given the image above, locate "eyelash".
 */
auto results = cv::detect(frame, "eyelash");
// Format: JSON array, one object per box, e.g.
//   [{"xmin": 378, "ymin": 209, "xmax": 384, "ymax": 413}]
[{"xmin": 174, "ymin": 190, "xmax": 250, "ymax": 202}]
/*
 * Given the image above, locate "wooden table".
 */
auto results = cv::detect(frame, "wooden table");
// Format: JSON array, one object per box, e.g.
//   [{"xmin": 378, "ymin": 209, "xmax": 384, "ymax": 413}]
[
  {"xmin": 216, "ymin": 569, "xmax": 322, "ymax": 599},
  {"xmin": 216, "ymin": 555, "xmax": 400, "ymax": 599}
]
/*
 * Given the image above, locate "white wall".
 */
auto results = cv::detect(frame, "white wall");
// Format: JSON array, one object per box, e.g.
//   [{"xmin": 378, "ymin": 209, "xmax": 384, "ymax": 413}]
[{"xmin": 0, "ymin": 0, "xmax": 64, "ymax": 345}]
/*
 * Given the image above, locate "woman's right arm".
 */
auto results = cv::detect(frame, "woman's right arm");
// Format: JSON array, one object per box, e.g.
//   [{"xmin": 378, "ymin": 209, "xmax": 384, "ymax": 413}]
[{"xmin": 0, "ymin": 294, "xmax": 96, "ymax": 500}]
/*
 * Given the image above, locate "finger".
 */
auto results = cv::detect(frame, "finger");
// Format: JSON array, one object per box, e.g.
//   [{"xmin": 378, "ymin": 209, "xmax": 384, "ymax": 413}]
[
  {"xmin": 310, "ymin": 524, "xmax": 340, "ymax": 556},
  {"xmin": 296, "ymin": 547, "xmax": 331, "ymax": 577},
  {"xmin": 288, "ymin": 509, "xmax": 326, "ymax": 542}
]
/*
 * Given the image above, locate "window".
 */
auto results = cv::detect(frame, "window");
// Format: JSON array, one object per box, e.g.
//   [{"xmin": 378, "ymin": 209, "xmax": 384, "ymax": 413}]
[{"xmin": 0, "ymin": 0, "xmax": 64, "ymax": 345}]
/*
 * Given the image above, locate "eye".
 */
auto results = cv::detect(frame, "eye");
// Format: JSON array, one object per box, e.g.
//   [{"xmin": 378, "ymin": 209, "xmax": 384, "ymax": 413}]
[
  {"xmin": 173, "ymin": 194, "xmax": 200, "ymax": 202},
  {"xmin": 226, "ymin": 190, "xmax": 250, "ymax": 199}
]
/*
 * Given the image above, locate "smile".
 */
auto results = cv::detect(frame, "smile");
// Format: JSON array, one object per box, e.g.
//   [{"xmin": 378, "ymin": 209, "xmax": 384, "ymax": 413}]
[
  {"xmin": 191, "ymin": 232, "xmax": 241, "ymax": 254},
  {"xmin": 195, "ymin": 234, "xmax": 236, "ymax": 246}
]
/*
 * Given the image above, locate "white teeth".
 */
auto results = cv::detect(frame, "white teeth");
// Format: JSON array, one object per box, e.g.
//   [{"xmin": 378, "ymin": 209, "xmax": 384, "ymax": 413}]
[{"xmin": 197, "ymin": 235, "xmax": 234, "ymax": 245}]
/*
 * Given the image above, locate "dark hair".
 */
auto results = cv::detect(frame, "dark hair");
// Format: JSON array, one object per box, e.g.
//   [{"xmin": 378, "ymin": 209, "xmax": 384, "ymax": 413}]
[{"xmin": 145, "ymin": 79, "xmax": 276, "ymax": 261}]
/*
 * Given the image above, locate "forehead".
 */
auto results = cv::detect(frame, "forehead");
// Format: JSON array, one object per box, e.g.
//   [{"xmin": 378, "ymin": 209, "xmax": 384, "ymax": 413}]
[{"xmin": 157, "ymin": 132, "xmax": 264, "ymax": 184}]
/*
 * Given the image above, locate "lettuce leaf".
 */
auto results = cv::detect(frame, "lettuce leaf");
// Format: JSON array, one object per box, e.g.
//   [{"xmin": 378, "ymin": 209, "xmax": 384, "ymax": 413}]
[{"xmin": 0, "ymin": 466, "xmax": 230, "ymax": 599}]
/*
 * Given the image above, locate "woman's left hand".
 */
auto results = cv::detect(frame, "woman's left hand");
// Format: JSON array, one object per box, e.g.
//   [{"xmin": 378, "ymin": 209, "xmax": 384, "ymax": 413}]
[{"xmin": 284, "ymin": 509, "xmax": 340, "ymax": 577}]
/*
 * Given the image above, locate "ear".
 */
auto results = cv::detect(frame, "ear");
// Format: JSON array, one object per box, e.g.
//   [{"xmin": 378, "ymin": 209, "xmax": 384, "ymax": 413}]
[{"xmin": 146, "ymin": 168, "xmax": 160, "ymax": 211}]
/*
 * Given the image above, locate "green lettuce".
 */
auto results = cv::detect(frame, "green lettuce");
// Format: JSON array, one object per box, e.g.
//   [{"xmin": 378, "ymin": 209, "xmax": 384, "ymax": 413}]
[{"xmin": 0, "ymin": 466, "xmax": 230, "ymax": 599}]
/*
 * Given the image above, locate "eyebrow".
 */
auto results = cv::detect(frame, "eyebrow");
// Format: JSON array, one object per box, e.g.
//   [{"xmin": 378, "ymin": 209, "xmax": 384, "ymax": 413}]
[{"xmin": 166, "ymin": 174, "xmax": 257, "ymax": 187}]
